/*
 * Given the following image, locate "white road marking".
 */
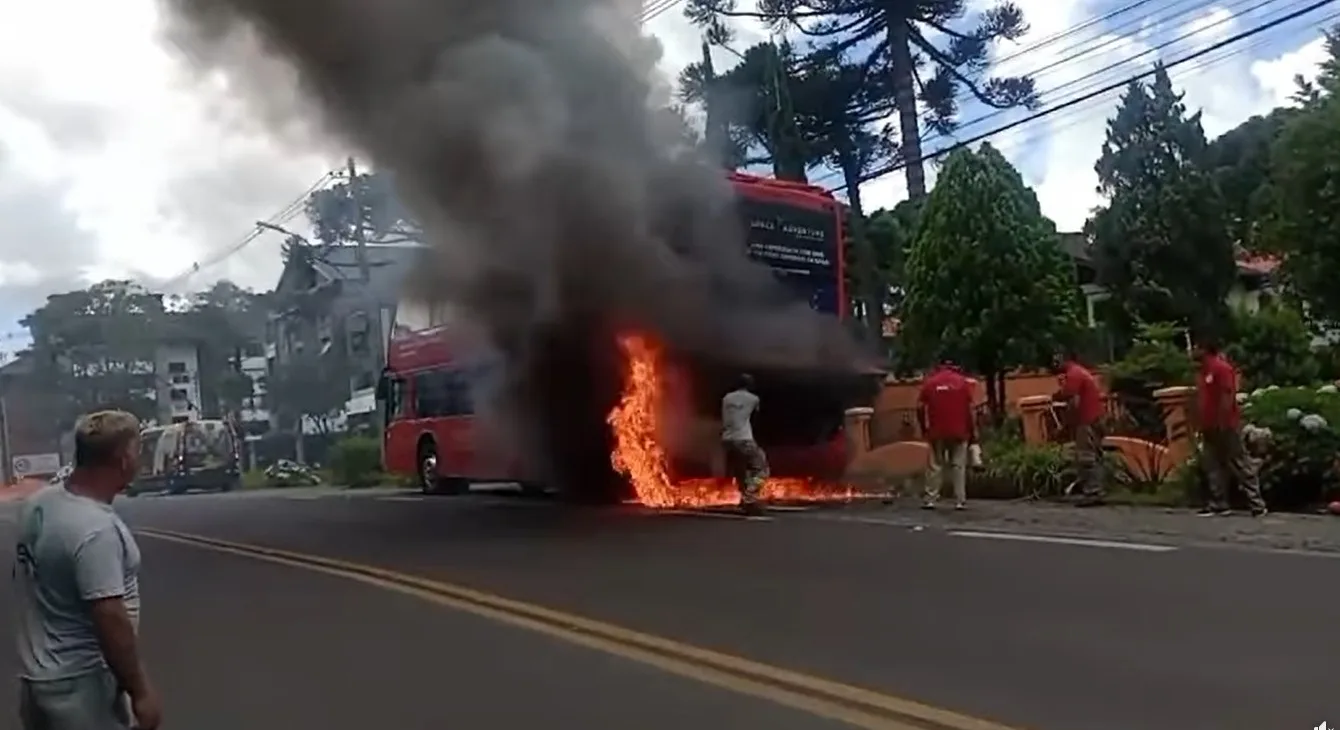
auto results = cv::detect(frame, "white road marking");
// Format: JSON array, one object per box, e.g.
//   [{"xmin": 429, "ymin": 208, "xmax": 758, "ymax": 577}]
[{"xmin": 948, "ymin": 530, "xmax": 1176, "ymax": 552}]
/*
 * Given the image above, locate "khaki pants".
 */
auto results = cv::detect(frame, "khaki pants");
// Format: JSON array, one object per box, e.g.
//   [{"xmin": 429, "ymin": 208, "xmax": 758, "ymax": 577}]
[
  {"xmin": 925, "ymin": 440, "xmax": 967, "ymax": 505},
  {"xmin": 723, "ymin": 440, "xmax": 769, "ymax": 505},
  {"xmin": 19, "ymin": 670, "xmax": 132, "ymax": 730},
  {"xmin": 1202, "ymin": 427, "xmax": 1266, "ymax": 512},
  {"xmin": 1073, "ymin": 423, "xmax": 1105, "ymax": 498}
]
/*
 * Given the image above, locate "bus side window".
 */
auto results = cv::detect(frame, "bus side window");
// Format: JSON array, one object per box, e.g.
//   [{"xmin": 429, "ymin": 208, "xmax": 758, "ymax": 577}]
[
  {"xmin": 442, "ymin": 370, "xmax": 473, "ymax": 416},
  {"xmin": 414, "ymin": 372, "xmax": 445, "ymax": 417}
]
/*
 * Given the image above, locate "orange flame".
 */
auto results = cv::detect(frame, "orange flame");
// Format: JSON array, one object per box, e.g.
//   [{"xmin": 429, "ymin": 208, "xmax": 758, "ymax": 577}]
[{"xmin": 607, "ymin": 333, "xmax": 857, "ymax": 508}]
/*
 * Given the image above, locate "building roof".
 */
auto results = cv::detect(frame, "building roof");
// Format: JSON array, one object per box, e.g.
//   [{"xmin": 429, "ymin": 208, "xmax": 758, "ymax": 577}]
[{"xmin": 1057, "ymin": 232, "xmax": 1279, "ymax": 279}]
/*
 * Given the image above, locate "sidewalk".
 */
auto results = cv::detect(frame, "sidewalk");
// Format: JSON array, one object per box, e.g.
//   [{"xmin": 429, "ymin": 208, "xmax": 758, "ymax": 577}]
[{"xmin": 855, "ymin": 496, "xmax": 1340, "ymax": 554}]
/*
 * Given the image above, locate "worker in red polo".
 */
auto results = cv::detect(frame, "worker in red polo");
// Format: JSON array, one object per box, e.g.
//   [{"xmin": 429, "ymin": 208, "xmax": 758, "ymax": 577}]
[
  {"xmin": 917, "ymin": 356, "xmax": 976, "ymax": 510},
  {"xmin": 1052, "ymin": 349, "xmax": 1105, "ymax": 506},
  {"xmin": 1194, "ymin": 335, "xmax": 1267, "ymax": 517}
]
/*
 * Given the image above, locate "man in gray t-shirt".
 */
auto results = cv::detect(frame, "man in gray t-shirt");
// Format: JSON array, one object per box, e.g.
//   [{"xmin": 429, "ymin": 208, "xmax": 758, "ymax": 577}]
[
  {"xmin": 721, "ymin": 374, "xmax": 769, "ymax": 515},
  {"xmin": 11, "ymin": 410, "xmax": 160, "ymax": 730}
]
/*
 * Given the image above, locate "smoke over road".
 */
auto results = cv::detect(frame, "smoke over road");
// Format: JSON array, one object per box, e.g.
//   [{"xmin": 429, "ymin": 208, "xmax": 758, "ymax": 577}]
[{"xmin": 158, "ymin": 0, "xmax": 864, "ymax": 498}]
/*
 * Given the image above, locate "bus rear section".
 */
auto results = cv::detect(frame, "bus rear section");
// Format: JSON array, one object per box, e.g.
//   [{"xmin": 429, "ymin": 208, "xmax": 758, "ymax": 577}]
[
  {"xmin": 381, "ymin": 326, "xmax": 522, "ymax": 494},
  {"xmin": 677, "ymin": 173, "xmax": 875, "ymax": 483}
]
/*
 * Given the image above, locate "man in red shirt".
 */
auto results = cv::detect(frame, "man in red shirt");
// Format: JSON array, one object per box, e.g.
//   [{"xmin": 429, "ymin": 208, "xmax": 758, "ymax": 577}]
[
  {"xmin": 1195, "ymin": 336, "xmax": 1267, "ymax": 517},
  {"xmin": 917, "ymin": 357, "xmax": 976, "ymax": 510},
  {"xmin": 1052, "ymin": 350, "xmax": 1105, "ymax": 506}
]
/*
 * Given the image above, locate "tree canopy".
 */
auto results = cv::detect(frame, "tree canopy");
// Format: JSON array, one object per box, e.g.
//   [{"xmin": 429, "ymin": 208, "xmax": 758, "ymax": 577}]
[
  {"xmin": 1086, "ymin": 63, "xmax": 1236, "ymax": 343},
  {"xmin": 1264, "ymin": 29, "xmax": 1340, "ymax": 324},
  {"xmin": 899, "ymin": 144, "xmax": 1081, "ymax": 413},
  {"xmin": 17, "ymin": 279, "xmax": 270, "ymax": 428}
]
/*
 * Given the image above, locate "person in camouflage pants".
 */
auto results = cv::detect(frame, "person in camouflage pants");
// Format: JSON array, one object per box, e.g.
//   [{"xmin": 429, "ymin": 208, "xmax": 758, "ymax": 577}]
[
  {"xmin": 721, "ymin": 374, "xmax": 768, "ymax": 515},
  {"xmin": 1053, "ymin": 350, "xmax": 1106, "ymax": 506},
  {"xmin": 1194, "ymin": 337, "xmax": 1267, "ymax": 517}
]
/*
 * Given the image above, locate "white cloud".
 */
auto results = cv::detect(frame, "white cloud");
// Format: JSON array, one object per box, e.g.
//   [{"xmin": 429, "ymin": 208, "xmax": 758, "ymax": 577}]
[{"xmin": 0, "ymin": 0, "xmax": 335, "ymax": 318}]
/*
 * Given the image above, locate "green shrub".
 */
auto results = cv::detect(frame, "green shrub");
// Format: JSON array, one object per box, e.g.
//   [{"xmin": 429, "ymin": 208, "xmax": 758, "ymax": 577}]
[
  {"xmin": 1102, "ymin": 322, "xmax": 1194, "ymax": 440},
  {"xmin": 329, "ymin": 436, "xmax": 383, "ymax": 488},
  {"xmin": 1241, "ymin": 385, "xmax": 1340, "ymax": 509},
  {"xmin": 1226, "ymin": 304, "xmax": 1319, "ymax": 389},
  {"xmin": 969, "ymin": 439, "xmax": 1073, "ymax": 500},
  {"xmin": 241, "ymin": 468, "xmax": 268, "ymax": 490}
]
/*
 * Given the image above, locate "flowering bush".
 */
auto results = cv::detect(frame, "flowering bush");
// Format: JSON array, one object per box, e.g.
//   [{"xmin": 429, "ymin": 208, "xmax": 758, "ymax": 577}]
[{"xmin": 1240, "ymin": 385, "xmax": 1340, "ymax": 509}]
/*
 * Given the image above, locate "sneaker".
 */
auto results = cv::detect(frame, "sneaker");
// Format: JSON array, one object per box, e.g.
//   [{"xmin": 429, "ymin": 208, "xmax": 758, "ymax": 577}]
[
  {"xmin": 1196, "ymin": 507, "xmax": 1230, "ymax": 517},
  {"xmin": 1251, "ymin": 508, "xmax": 1269, "ymax": 518},
  {"xmin": 953, "ymin": 502, "xmax": 966, "ymax": 511},
  {"xmin": 740, "ymin": 502, "xmax": 765, "ymax": 517},
  {"xmin": 921, "ymin": 502, "xmax": 936, "ymax": 510}
]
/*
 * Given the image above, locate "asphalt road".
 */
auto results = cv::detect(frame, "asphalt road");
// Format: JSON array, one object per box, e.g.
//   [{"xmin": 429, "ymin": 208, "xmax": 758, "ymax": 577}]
[{"xmin": 5, "ymin": 488, "xmax": 1338, "ymax": 729}]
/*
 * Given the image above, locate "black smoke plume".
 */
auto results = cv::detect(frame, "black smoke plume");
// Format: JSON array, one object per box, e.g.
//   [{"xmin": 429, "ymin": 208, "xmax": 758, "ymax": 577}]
[{"xmin": 158, "ymin": 0, "xmax": 866, "ymax": 499}]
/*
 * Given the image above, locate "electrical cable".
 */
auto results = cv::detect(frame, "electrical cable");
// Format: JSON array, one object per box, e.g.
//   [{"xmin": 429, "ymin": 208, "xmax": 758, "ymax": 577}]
[
  {"xmin": 157, "ymin": 170, "xmax": 336, "ymax": 291},
  {"xmin": 982, "ymin": 8, "xmax": 1334, "ymax": 165},
  {"xmin": 641, "ymin": 0, "xmax": 681, "ymax": 24},
  {"xmin": 930, "ymin": 0, "xmax": 1296, "ymax": 147},
  {"xmin": 828, "ymin": 0, "xmax": 1338, "ymax": 192}
]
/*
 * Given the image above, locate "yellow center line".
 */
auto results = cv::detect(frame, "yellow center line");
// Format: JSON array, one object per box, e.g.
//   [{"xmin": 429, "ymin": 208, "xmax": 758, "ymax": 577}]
[{"xmin": 136, "ymin": 527, "xmax": 1029, "ymax": 730}]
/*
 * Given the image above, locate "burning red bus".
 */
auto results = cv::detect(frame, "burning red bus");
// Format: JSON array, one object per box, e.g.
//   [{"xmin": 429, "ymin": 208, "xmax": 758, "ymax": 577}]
[{"xmin": 380, "ymin": 172, "xmax": 878, "ymax": 500}]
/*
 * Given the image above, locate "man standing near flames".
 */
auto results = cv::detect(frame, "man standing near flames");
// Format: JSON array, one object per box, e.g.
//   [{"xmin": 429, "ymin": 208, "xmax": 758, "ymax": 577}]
[
  {"xmin": 722, "ymin": 374, "xmax": 768, "ymax": 516},
  {"xmin": 917, "ymin": 356, "xmax": 975, "ymax": 510}
]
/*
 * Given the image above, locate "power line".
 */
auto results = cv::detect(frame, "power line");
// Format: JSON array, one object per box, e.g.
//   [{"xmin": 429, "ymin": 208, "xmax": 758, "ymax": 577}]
[
  {"xmin": 929, "ymin": 0, "xmax": 1293, "ymax": 149},
  {"xmin": 829, "ymin": 0, "xmax": 1338, "ymax": 192},
  {"xmin": 805, "ymin": 0, "xmax": 1229, "ymax": 187},
  {"xmin": 641, "ymin": 0, "xmax": 681, "ymax": 24},
  {"xmin": 156, "ymin": 171, "xmax": 336, "ymax": 292},
  {"xmin": 984, "ymin": 9, "xmax": 1333, "ymax": 164}
]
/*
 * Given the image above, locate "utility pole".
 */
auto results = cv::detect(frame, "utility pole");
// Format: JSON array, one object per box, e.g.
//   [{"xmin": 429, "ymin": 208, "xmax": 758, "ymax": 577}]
[{"xmin": 347, "ymin": 156, "xmax": 371, "ymax": 283}]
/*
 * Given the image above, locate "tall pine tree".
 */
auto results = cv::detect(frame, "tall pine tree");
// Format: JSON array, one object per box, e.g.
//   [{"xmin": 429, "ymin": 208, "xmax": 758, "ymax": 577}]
[
  {"xmin": 1087, "ymin": 63, "xmax": 1236, "ymax": 344},
  {"xmin": 684, "ymin": 0, "xmax": 1037, "ymax": 199}
]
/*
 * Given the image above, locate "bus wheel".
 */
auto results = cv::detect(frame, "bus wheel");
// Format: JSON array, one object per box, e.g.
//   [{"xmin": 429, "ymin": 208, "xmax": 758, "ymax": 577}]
[
  {"xmin": 418, "ymin": 441, "xmax": 468, "ymax": 495},
  {"xmin": 417, "ymin": 442, "xmax": 440, "ymax": 494}
]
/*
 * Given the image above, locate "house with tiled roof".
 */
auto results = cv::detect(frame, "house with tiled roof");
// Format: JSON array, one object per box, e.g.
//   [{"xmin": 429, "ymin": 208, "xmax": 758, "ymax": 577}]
[{"xmin": 1058, "ymin": 232, "xmax": 1279, "ymax": 327}]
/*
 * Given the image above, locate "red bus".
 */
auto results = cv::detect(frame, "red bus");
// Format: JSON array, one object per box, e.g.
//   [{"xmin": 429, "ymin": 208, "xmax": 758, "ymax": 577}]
[
  {"xmin": 381, "ymin": 172, "xmax": 872, "ymax": 495},
  {"xmin": 379, "ymin": 324, "xmax": 523, "ymax": 494}
]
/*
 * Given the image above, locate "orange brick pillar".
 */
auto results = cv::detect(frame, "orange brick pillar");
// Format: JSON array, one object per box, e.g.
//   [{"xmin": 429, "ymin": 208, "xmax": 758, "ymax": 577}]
[
  {"xmin": 844, "ymin": 407, "xmax": 874, "ymax": 461},
  {"xmin": 1153, "ymin": 385, "xmax": 1195, "ymax": 466},
  {"xmin": 1018, "ymin": 395, "xmax": 1054, "ymax": 444}
]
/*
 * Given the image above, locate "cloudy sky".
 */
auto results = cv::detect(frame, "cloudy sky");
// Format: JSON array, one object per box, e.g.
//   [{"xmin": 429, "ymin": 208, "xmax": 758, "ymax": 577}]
[{"xmin": 0, "ymin": 0, "xmax": 1331, "ymax": 353}]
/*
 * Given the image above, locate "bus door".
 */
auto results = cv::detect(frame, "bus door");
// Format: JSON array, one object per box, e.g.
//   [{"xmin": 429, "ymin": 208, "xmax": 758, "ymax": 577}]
[{"xmin": 382, "ymin": 374, "xmax": 417, "ymax": 474}]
